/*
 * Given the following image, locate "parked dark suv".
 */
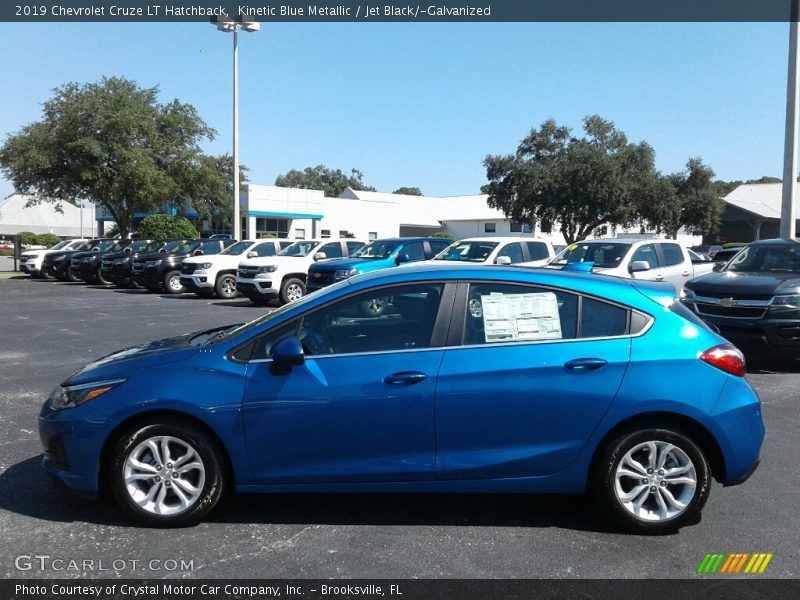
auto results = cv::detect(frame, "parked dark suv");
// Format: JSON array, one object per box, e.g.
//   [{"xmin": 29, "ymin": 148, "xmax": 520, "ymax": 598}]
[
  {"xmin": 100, "ymin": 239, "xmax": 162, "ymax": 288},
  {"xmin": 72, "ymin": 238, "xmax": 142, "ymax": 284},
  {"xmin": 132, "ymin": 238, "xmax": 235, "ymax": 294},
  {"xmin": 41, "ymin": 239, "xmax": 111, "ymax": 282},
  {"xmin": 683, "ymin": 238, "xmax": 800, "ymax": 357}
]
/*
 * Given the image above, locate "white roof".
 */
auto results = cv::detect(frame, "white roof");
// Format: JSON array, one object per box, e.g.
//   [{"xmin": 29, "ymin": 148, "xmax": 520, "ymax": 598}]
[
  {"xmin": 723, "ymin": 183, "xmax": 789, "ymax": 219},
  {"xmin": 0, "ymin": 193, "xmax": 99, "ymax": 236},
  {"xmin": 341, "ymin": 188, "xmax": 507, "ymax": 227}
]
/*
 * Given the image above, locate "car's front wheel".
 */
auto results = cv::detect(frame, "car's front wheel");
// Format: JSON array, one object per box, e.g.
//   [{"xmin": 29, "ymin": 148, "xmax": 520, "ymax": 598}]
[
  {"xmin": 280, "ymin": 278, "xmax": 305, "ymax": 304},
  {"xmin": 109, "ymin": 420, "xmax": 226, "ymax": 527},
  {"xmin": 215, "ymin": 274, "xmax": 238, "ymax": 299},
  {"xmin": 163, "ymin": 271, "xmax": 184, "ymax": 294},
  {"xmin": 96, "ymin": 267, "xmax": 110, "ymax": 285},
  {"xmin": 593, "ymin": 428, "xmax": 710, "ymax": 534}
]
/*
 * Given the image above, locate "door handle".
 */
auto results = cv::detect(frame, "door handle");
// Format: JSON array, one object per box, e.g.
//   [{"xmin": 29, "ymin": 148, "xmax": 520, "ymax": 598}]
[
  {"xmin": 564, "ymin": 358, "xmax": 608, "ymax": 372},
  {"xmin": 681, "ymin": 270, "xmax": 690, "ymax": 277},
  {"xmin": 383, "ymin": 371, "xmax": 428, "ymax": 386},
  {"xmin": 654, "ymin": 274, "xmax": 664, "ymax": 281}
]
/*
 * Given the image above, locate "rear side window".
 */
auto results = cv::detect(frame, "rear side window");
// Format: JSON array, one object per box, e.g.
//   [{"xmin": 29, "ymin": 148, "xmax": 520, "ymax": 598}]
[
  {"xmin": 346, "ymin": 241, "xmax": 364, "ymax": 255},
  {"xmin": 526, "ymin": 242, "xmax": 550, "ymax": 261},
  {"xmin": 580, "ymin": 298, "xmax": 628, "ymax": 338},
  {"xmin": 429, "ymin": 240, "xmax": 452, "ymax": 255},
  {"xmin": 660, "ymin": 243, "xmax": 684, "ymax": 267},
  {"xmin": 464, "ymin": 283, "xmax": 578, "ymax": 345}
]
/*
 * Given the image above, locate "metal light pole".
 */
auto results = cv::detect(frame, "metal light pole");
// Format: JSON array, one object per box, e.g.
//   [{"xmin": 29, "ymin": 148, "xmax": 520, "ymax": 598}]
[
  {"xmin": 781, "ymin": 2, "xmax": 800, "ymax": 241},
  {"xmin": 213, "ymin": 17, "xmax": 260, "ymax": 241}
]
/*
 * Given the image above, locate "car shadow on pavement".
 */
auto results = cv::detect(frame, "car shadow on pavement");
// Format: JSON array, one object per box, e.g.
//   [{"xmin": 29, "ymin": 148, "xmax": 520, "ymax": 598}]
[
  {"xmin": 211, "ymin": 300, "xmax": 280, "ymax": 308},
  {"xmin": 746, "ymin": 358, "xmax": 800, "ymax": 374},
  {"xmin": 111, "ymin": 288, "xmax": 151, "ymax": 294},
  {"xmin": 0, "ymin": 456, "xmax": 618, "ymax": 533}
]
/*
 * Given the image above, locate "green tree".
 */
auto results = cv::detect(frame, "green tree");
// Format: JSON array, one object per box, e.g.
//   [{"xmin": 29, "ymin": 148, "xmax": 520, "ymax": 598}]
[
  {"xmin": 275, "ymin": 165, "xmax": 376, "ymax": 198},
  {"xmin": 136, "ymin": 214, "xmax": 198, "ymax": 241},
  {"xmin": 17, "ymin": 231, "xmax": 37, "ymax": 245},
  {"xmin": 483, "ymin": 116, "xmax": 658, "ymax": 244},
  {"xmin": 0, "ymin": 77, "xmax": 232, "ymax": 239},
  {"xmin": 393, "ymin": 187, "xmax": 423, "ymax": 196},
  {"xmin": 34, "ymin": 233, "xmax": 61, "ymax": 247},
  {"xmin": 640, "ymin": 159, "xmax": 722, "ymax": 239},
  {"xmin": 432, "ymin": 231, "xmax": 455, "ymax": 241}
]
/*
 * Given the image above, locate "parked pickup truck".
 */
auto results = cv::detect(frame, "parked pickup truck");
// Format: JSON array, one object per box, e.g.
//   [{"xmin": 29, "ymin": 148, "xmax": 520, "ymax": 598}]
[
  {"xmin": 431, "ymin": 237, "xmax": 556, "ymax": 267},
  {"xmin": 42, "ymin": 239, "xmax": 112, "ymax": 281},
  {"xmin": 132, "ymin": 238, "xmax": 235, "ymax": 294},
  {"xmin": 180, "ymin": 238, "xmax": 292, "ymax": 299},
  {"xmin": 237, "ymin": 238, "xmax": 365, "ymax": 305},
  {"xmin": 548, "ymin": 238, "xmax": 715, "ymax": 290},
  {"xmin": 72, "ymin": 238, "xmax": 144, "ymax": 284},
  {"xmin": 101, "ymin": 239, "xmax": 163, "ymax": 288},
  {"xmin": 20, "ymin": 239, "xmax": 88, "ymax": 278},
  {"xmin": 306, "ymin": 237, "xmax": 452, "ymax": 294},
  {"xmin": 683, "ymin": 238, "xmax": 800, "ymax": 358}
]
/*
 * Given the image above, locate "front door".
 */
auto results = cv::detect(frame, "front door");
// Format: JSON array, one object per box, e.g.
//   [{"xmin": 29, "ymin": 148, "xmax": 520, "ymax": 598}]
[{"xmin": 241, "ymin": 282, "xmax": 449, "ymax": 483}]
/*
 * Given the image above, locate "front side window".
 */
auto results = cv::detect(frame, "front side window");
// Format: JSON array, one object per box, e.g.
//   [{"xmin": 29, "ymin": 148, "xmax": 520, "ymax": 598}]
[
  {"xmin": 497, "ymin": 242, "xmax": 524, "ymax": 263},
  {"xmin": 354, "ymin": 240, "xmax": 402, "ymax": 259},
  {"xmin": 279, "ymin": 241, "xmax": 319, "ymax": 257},
  {"xmin": 402, "ymin": 241, "xmax": 426, "ymax": 262},
  {"xmin": 551, "ymin": 243, "xmax": 630, "ymax": 268},
  {"xmin": 220, "ymin": 241, "xmax": 254, "ymax": 256},
  {"xmin": 631, "ymin": 244, "xmax": 659, "ymax": 269},
  {"xmin": 294, "ymin": 284, "xmax": 445, "ymax": 356}
]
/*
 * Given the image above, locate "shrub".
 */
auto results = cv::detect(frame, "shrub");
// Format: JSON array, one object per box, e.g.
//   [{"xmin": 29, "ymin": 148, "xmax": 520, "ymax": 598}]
[
  {"xmin": 135, "ymin": 214, "xmax": 198, "ymax": 241},
  {"xmin": 17, "ymin": 231, "xmax": 37, "ymax": 246},
  {"xmin": 35, "ymin": 233, "xmax": 61, "ymax": 248},
  {"xmin": 432, "ymin": 231, "xmax": 455, "ymax": 241}
]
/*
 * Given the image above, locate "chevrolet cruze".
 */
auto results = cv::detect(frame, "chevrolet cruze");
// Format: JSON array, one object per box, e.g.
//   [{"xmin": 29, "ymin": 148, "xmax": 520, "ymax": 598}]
[{"xmin": 39, "ymin": 265, "xmax": 764, "ymax": 532}]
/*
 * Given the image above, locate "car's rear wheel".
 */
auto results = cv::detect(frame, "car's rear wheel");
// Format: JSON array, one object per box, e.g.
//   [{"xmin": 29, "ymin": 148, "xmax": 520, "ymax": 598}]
[
  {"xmin": 280, "ymin": 278, "xmax": 305, "ymax": 304},
  {"xmin": 593, "ymin": 428, "xmax": 710, "ymax": 534},
  {"xmin": 163, "ymin": 271, "xmax": 184, "ymax": 294},
  {"xmin": 109, "ymin": 420, "xmax": 225, "ymax": 527},
  {"xmin": 215, "ymin": 274, "xmax": 238, "ymax": 299}
]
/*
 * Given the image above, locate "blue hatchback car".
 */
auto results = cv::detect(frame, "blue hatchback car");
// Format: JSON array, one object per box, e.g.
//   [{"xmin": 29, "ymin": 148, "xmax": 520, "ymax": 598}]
[{"xmin": 39, "ymin": 265, "xmax": 764, "ymax": 532}]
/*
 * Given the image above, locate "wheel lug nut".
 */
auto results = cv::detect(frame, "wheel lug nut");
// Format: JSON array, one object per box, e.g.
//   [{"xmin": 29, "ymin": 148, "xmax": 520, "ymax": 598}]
[
  {"xmin": 641, "ymin": 478, "xmax": 648, "ymax": 484},
  {"xmin": 660, "ymin": 481, "xmax": 666, "ymax": 487},
  {"xmin": 155, "ymin": 476, "xmax": 161, "ymax": 482},
  {"xmin": 658, "ymin": 469, "xmax": 664, "ymax": 476},
  {"xmin": 647, "ymin": 468, "xmax": 653, "ymax": 474},
  {"xmin": 165, "ymin": 481, "xmax": 171, "ymax": 487},
  {"xmin": 167, "ymin": 463, "xmax": 172, "ymax": 468},
  {"xmin": 649, "ymin": 486, "xmax": 656, "ymax": 493}
]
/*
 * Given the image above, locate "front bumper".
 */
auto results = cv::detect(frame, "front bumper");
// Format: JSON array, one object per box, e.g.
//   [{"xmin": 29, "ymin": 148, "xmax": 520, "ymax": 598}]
[
  {"xmin": 21, "ymin": 260, "xmax": 41, "ymax": 274},
  {"xmin": 180, "ymin": 274, "xmax": 213, "ymax": 291},
  {"xmin": 38, "ymin": 400, "xmax": 115, "ymax": 496},
  {"xmin": 236, "ymin": 278, "xmax": 278, "ymax": 299}
]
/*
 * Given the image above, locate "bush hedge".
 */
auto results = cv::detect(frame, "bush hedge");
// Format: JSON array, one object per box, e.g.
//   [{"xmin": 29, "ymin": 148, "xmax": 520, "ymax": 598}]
[
  {"xmin": 135, "ymin": 215, "xmax": 198, "ymax": 241},
  {"xmin": 35, "ymin": 233, "xmax": 61, "ymax": 248}
]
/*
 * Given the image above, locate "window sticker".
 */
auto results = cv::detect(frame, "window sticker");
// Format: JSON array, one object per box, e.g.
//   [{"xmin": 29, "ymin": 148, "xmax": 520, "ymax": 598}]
[{"xmin": 480, "ymin": 292, "xmax": 562, "ymax": 342}]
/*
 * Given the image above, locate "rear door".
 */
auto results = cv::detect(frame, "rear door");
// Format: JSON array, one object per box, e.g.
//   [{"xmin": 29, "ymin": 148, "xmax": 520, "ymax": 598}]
[
  {"xmin": 434, "ymin": 281, "xmax": 631, "ymax": 479},
  {"xmin": 657, "ymin": 242, "xmax": 692, "ymax": 289}
]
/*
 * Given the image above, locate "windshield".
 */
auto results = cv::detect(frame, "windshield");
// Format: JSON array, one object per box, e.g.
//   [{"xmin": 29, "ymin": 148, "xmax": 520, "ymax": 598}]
[
  {"xmin": 49, "ymin": 240, "xmax": 70, "ymax": 250},
  {"xmin": 550, "ymin": 242, "xmax": 631, "ymax": 269},
  {"xmin": 169, "ymin": 240, "xmax": 201, "ymax": 255},
  {"xmin": 74, "ymin": 241, "xmax": 96, "ymax": 251},
  {"xmin": 160, "ymin": 240, "xmax": 187, "ymax": 253},
  {"xmin": 104, "ymin": 240, "xmax": 127, "ymax": 252},
  {"xmin": 127, "ymin": 240, "xmax": 153, "ymax": 252},
  {"xmin": 220, "ymin": 241, "xmax": 254, "ymax": 256},
  {"xmin": 352, "ymin": 240, "xmax": 401, "ymax": 259},
  {"xmin": 279, "ymin": 241, "xmax": 318, "ymax": 257},
  {"xmin": 434, "ymin": 240, "xmax": 499, "ymax": 262},
  {"xmin": 726, "ymin": 244, "xmax": 800, "ymax": 273}
]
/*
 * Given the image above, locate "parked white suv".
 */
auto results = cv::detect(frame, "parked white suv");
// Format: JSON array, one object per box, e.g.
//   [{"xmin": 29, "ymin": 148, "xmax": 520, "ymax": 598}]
[
  {"xmin": 20, "ymin": 239, "xmax": 88, "ymax": 277},
  {"xmin": 237, "ymin": 239, "xmax": 365, "ymax": 305},
  {"xmin": 431, "ymin": 237, "xmax": 556, "ymax": 266},
  {"xmin": 180, "ymin": 239, "xmax": 292, "ymax": 299},
  {"xmin": 548, "ymin": 238, "xmax": 715, "ymax": 290}
]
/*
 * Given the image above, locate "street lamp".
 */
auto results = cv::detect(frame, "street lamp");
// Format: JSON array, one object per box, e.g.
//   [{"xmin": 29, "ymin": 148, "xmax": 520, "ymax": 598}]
[{"xmin": 212, "ymin": 16, "xmax": 260, "ymax": 241}]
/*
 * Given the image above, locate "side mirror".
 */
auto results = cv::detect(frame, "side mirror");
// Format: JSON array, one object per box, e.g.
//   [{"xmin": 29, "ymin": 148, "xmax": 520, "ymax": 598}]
[
  {"xmin": 269, "ymin": 336, "xmax": 305, "ymax": 375},
  {"xmin": 313, "ymin": 252, "xmax": 327, "ymax": 261},
  {"xmin": 124, "ymin": 247, "xmax": 132, "ymax": 253},
  {"xmin": 91, "ymin": 246, "xmax": 101, "ymax": 251},
  {"xmin": 247, "ymin": 250, "xmax": 258, "ymax": 258},
  {"xmin": 495, "ymin": 256, "xmax": 512, "ymax": 265},
  {"xmin": 630, "ymin": 260, "xmax": 650, "ymax": 273},
  {"xmin": 193, "ymin": 249, "xmax": 204, "ymax": 256},
  {"xmin": 395, "ymin": 254, "xmax": 411, "ymax": 264},
  {"xmin": 713, "ymin": 263, "xmax": 724, "ymax": 272}
]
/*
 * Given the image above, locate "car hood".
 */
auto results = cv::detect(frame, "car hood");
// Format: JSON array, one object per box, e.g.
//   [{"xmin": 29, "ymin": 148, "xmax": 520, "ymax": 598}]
[
  {"xmin": 135, "ymin": 252, "xmax": 189, "ymax": 261},
  {"xmin": 65, "ymin": 324, "xmax": 238, "ymax": 386},
  {"xmin": 239, "ymin": 255, "xmax": 310, "ymax": 267},
  {"xmin": 183, "ymin": 254, "xmax": 240, "ymax": 266},
  {"xmin": 311, "ymin": 257, "xmax": 390, "ymax": 272},
  {"xmin": 686, "ymin": 270, "xmax": 800, "ymax": 296},
  {"xmin": 21, "ymin": 250, "xmax": 48, "ymax": 259}
]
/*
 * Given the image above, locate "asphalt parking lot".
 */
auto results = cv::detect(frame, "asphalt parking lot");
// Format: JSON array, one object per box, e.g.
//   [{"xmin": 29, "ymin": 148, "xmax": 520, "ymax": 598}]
[{"xmin": 0, "ymin": 275, "xmax": 798, "ymax": 579}]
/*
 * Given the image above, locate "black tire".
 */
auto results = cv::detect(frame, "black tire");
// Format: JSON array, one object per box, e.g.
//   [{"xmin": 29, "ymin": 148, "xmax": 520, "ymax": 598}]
[
  {"xmin": 592, "ymin": 427, "xmax": 710, "ymax": 534},
  {"xmin": 96, "ymin": 267, "xmax": 110, "ymax": 285},
  {"xmin": 247, "ymin": 295, "xmax": 270, "ymax": 306},
  {"xmin": 109, "ymin": 419, "xmax": 226, "ymax": 527},
  {"xmin": 214, "ymin": 273, "xmax": 238, "ymax": 299},
  {"xmin": 279, "ymin": 277, "xmax": 305, "ymax": 304},
  {"xmin": 163, "ymin": 270, "xmax": 184, "ymax": 294},
  {"xmin": 66, "ymin": 269, "xmax": 81, "ymax": 283}
]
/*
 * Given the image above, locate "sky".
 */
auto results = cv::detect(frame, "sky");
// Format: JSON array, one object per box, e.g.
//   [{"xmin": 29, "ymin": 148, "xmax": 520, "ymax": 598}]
[{"xmin": 0, "ymin": 22, "xmax": 791, "ymax": 199}]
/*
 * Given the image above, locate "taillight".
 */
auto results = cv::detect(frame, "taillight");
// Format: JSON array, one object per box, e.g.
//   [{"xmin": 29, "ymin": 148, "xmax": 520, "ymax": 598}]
[{"xmin": 700, "ymin": 343, "xmax": 746, "ymax": 377}]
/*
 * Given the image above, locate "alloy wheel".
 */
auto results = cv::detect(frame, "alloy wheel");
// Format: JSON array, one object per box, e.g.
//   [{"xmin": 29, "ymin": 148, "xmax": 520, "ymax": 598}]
[{"xmin": 286, "ymin": 283, "xmax": 304, "ymax": 302}]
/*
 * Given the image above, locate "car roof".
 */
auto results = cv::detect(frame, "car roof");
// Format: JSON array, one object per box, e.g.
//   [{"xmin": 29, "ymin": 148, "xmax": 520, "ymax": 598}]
[
  {"xmin": 747, "ymin": 238, "xmax": 800, "ymax": 247},
  {"xmin": 456, "ymin": 237, "xmax": 550, "ymax": 243}
]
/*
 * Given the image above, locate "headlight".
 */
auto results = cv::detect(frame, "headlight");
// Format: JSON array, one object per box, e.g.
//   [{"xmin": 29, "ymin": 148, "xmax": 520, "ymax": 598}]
[
  {"xmin": 196, "ymin": 263, "xmax": 212, "ymax": 270},
  {"xmin": 48, "ymin": 379, "xmax": 126, "ymax": 410},
  {"xmin": 51, "ymin": 254, "xmax": 65, "ymax": 262},
  {"xmin": 146, "ymin": 260, "xmax": 162, "ymax": 268},
  {"xmin": 257, "ymin": 265, "xmax": 278, "ymax": 273},
  {"xmin": 113, "ymin": 257, "xmax": 126, "ymax": 264},
  {"xmin": 770, "ymin": 294, "xmax": 800, "ymax": 312},
  {"xmin": 334, "ymin": 268, "xmax": 358, "ymax": 280}
]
